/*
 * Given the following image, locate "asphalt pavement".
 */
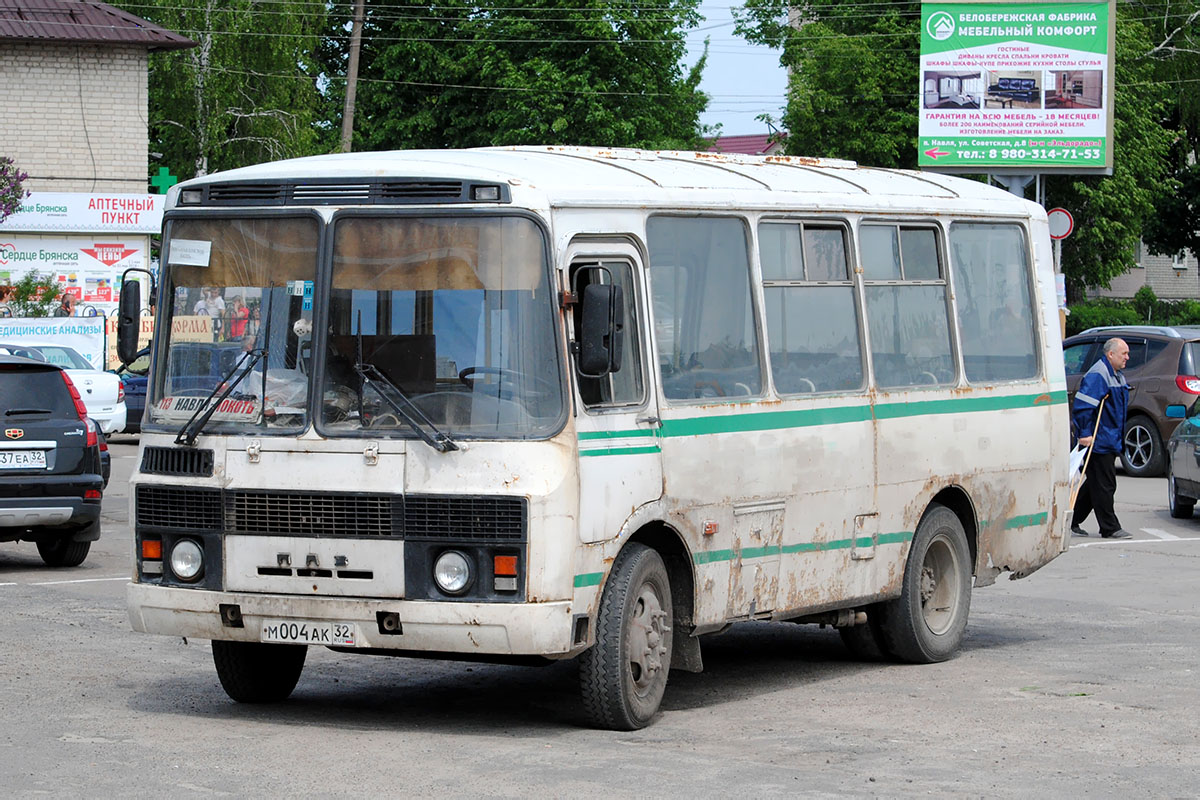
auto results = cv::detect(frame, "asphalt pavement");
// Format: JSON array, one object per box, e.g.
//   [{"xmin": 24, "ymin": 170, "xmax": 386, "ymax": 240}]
[{"xmin": 1, "ymin": 440, "xmax": 1198, "ymax": 797}]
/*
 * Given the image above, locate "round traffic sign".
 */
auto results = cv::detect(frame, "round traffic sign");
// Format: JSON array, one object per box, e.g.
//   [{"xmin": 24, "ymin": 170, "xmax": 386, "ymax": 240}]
[{"xmin": 1047, "ymin": 207, "xmax": 1074, "ymax": 240}]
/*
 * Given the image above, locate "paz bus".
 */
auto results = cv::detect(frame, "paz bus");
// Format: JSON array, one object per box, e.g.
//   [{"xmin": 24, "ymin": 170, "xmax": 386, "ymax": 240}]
[{"xmin": 119, "ymin": 146, "xmax": 1070, "ymax": 730}]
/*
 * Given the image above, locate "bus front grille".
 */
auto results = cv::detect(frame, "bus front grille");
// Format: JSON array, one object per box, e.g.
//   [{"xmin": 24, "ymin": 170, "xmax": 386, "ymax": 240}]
[
  {"xmin": 136, "ymin": 485, "xmax": 223, "ymax": 529},
  {"xmin": 404, "ymin": 495, "xmax": 526, "ymax": 541},
  {"xmin": 134, "ymin": 486, "xmax": 526, "ymax": 541},
  {"xmin": 229, "ymin": 490, "xmax": 401, "ymax": 537},
  {"xmin": 141, "ymin": 447, "xmax": 214, "ymax": 477}
]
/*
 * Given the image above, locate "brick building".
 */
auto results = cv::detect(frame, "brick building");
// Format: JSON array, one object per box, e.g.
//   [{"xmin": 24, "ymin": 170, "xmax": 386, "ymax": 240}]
[
  {"xmin": 1094, "ymin": 245, "xmax": 1200, "ymax": 301},
  {"xmin": 0, "ymin": 0, "xmax": 192, "ymax": 193},
  {"xmin": 0, "ymin": 1, "xmax": 191, "ymax": 319}
]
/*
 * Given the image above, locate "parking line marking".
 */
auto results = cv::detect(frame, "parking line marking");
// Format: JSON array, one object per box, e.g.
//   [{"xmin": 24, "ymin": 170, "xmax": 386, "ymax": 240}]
[
  {"xmin": 32, "ymin": 575, "xmax": 129, "ymax": 586},
  {"xmin": 1072, "ymin": 537, "xmax": 1200, "ymax": 548},
  {"xmin": 1141, "ymin": 528, "xmax": 1180, "ymax": 540},
  {"xmin": 0, "ymin": 576, "xmax": 129, "ymax": 588}
]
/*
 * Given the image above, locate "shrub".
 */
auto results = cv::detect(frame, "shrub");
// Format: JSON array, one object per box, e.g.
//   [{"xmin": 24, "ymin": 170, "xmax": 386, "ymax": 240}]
[{"xmin": 0, "ymin": 156, "xmax": 29, "ymax": 222}]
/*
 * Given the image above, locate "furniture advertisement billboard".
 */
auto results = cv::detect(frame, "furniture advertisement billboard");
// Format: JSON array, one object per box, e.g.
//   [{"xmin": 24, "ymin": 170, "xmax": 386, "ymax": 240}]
[{"xmin": 918, "ymin": 1, "xmax": 1115, "ymax": 173}]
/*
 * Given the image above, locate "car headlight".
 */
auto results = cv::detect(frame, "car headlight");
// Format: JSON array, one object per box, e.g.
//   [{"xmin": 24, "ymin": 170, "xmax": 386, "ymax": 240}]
[
  {"xmin": 170, "ymin": 539, "xmax": 204, "ymax": 581},
  {"xmin": 433, "ymin": 550, "xmax": 472, "ymax": 595}
]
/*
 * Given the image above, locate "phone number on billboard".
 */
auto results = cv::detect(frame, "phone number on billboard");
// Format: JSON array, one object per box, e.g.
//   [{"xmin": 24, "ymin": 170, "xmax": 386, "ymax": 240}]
[{"xmin": 956, "ymin": 148, "xmax": 1102, "ymax": 160}]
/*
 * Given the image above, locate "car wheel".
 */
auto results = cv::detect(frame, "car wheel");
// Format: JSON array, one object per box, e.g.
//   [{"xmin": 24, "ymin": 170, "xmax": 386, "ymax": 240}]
[
  {"xmin": 1123, "ymin": 415, "xmax": 1165, "ymax": 477},
  {"xmin": 36, "ymin": 538, "xmax": 91, "ymax": 567},
  {"xmin": 1168, "ymin": 462, "xmax": 1195, "ymax": 519}
]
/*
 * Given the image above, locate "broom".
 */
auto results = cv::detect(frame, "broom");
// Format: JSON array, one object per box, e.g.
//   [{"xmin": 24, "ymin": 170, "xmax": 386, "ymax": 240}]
[{"xmin": 1069, "ymin": 394, "xmax": 1108, "ymax": 508}]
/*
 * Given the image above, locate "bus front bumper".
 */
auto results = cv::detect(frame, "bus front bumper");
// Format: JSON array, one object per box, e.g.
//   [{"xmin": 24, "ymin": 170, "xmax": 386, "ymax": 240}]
[{"xmin": 127, "ymin": 583, "xmax": 576, "ymax": 657}]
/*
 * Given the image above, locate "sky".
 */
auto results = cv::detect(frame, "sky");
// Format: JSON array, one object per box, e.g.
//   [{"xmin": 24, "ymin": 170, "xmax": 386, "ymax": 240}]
[{"xmin": 686, "ymin": 1, "xmax": 789, "ymax": 136}]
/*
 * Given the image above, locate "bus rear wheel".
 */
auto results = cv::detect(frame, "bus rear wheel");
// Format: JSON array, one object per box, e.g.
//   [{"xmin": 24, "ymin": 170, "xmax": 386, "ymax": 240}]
[
  {"xmin": 878, "ymin": 504, "xmax": 971, "ymax": 663},
  {"xmin": 212, "ymin": 640, "xmax": 307, "ymax": 703},
  {"xmin": 580, "ymin": 543, "xmax": 673, "ymax": 730}
]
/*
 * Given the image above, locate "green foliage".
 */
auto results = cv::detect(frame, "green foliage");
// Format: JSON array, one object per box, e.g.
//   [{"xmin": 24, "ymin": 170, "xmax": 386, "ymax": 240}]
[
  {"xmin": 7, "ymin": 273, "xmax": 61, "ymax": 318},
  {"xmin": 1136, "ymin": 0, "xmax": 1200, "ymax": 259},
  {"xmin": 114, "ymin": 0, "xmax": 330, "ymax": 179},
  {"xmin": 736, "ymin": 0, "xmax": 920, "ymax": 166},
  {"xmin": 1066, "ymin": 294, "xmax": 1200, "ymax": 336},
  {"xmin": 322, "ymin": 0, "xmax": 711, "ymax": 150},
  {"xmin": 1046, "ymin": 10, "xmax": 1176, "ymax": 299},
  {"xmin": 0, "ymin": 156, "xmax": 29, "ymax": 222}
]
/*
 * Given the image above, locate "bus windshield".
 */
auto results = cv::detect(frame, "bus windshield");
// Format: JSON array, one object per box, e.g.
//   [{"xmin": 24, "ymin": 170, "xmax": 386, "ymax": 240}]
[
  {"xmin": 319, "ymin": 215, "xmax": 564, "ymax": 439},
  {"xmin": 148, "ymin": 215, "xmax": 320, "ymax": 434}
]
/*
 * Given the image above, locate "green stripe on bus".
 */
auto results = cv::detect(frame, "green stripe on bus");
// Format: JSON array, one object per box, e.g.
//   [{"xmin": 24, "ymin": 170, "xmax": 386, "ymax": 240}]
[
  {"xmin": 578, "ymin": 429, "xmax": 658, "ymax": 441},
  {"xmin": 658, "ymin": 391, "xmax": 1066, "ymax": 439},
  {"xmin": 1004, "ymin": 512, "xmax": 1048, "ymax": 529},
  {"xmin": 574, "ymin": 572, "xmax": 604, "ymax": 588},
  {"xmin": 579, "ymin": 445, "xmax": 662, "ymax": 457}
]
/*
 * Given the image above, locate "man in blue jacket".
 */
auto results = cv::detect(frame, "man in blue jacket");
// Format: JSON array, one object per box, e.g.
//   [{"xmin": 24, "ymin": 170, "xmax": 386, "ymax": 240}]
[{"xmin": 1071, "ymin": 337, "xmax": 1131, "ymax": 538}]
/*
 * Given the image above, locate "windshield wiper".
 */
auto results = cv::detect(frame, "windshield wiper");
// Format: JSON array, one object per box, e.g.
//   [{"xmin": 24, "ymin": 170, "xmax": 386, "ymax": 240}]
[
  {"xmin": 174, "ymin": 348, "xmax": 265, "ymax": 446},
  {"xmin": 351, "ymin": 320, "xmax": 458, "ymax": 452}
]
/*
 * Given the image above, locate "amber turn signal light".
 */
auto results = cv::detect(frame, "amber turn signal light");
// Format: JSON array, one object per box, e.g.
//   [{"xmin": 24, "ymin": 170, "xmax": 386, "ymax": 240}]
[
  {"xmin": 493, "ymin": 555, "xmax": 518, "ymax": 576},
  {"xmin": 142, "ymin": 539, "xmax": 163, "ymax": 560}
]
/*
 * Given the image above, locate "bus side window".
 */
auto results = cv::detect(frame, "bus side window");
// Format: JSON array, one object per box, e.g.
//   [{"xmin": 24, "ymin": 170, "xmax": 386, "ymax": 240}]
[
  {"xmin": 570, "ymin": 260, "xmax": 644, "ymax": 407},
  {"xmin": 759, "ymin": 221, "xmax": 865, "ymax": 394},
  {"xmin": 647, "ymin": 216, "xmax": 763, "ymax": 401},
  {"xmin": 949, "ymin": 223, "xmax": 1038, "ymax": 383},
  {"xmin": 862, "ymin": 223, "xmax": 955, "ymax": 389}
]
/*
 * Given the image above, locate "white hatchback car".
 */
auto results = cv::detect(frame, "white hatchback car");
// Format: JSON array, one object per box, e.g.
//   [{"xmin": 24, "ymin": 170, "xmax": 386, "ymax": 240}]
[{"xmin": 0, "ymin": 341, "xmax": 127, "ymax": 434}]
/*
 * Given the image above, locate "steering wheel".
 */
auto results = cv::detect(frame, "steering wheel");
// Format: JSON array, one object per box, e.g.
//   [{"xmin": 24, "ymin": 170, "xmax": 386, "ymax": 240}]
[
  {"xmin": 919, "ymin": 371, "xmax": 940, "ymax": 385},
  {"xmin": 458, "ymin": 366, "xmax": 557, "ymax": 400},
  {"xmin": 794, "ymin": 378, "xmax": 816, "ymax": 393}
]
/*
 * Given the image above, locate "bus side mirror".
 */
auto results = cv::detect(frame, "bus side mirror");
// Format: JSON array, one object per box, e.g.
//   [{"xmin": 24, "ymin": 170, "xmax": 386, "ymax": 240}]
[
  {"xmin": 117, "ymin": 281, "xmax": 141, "ymax": 365},
  {"xmin": 577, "ymin": 283, "xmax": 624, "ymax": 377}
]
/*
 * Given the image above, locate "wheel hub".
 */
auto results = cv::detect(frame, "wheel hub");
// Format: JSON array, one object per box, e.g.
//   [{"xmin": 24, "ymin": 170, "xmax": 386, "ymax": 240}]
[{"xmin": 628, "ymin": 587, "xmax": 671, "ymax": 690}]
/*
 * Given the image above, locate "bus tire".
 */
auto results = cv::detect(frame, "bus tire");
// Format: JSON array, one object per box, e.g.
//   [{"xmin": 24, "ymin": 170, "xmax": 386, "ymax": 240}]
[
  {"xmin": 838, "ymin": 606, "xmax": 892, "ymax": 661},
  {"xmin": 878, "ymin": 504, "xmax": 971, "ymax": 664},
  {"xmin": 212, "ymin": 640, "xmax": 307, "ymax": 703},
  {"xmin": 579, "ymin": 543, "xmax": 673, "ymax": 730}
]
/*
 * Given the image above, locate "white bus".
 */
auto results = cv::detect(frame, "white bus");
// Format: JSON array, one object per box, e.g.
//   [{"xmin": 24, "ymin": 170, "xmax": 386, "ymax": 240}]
[{"xmin": 120, "ymin": 147, "xmax": 1070, "ymax": 730}]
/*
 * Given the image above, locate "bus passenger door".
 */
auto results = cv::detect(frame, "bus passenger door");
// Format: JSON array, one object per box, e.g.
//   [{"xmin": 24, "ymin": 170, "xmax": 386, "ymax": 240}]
[{"xmin": 568, "ymin": 245, "xmax": 663, "ymax": 544}]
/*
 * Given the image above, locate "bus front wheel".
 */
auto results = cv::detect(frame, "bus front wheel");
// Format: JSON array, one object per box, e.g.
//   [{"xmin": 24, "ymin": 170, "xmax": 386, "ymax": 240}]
[
  {"xmin": 878, "ymin": 504, "xmax": 971, "ymax": 663},
  {"xmin": 212, "ymin": 640, "xmax": 307, "ymax": 703},
  {"xmin": 580, "ymin": 543, "xmax": 674, "ymax": 730}
]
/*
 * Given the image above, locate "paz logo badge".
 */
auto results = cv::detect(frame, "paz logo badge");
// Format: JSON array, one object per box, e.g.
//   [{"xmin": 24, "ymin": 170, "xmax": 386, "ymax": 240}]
[{"xmin": 5, "ymin": 428, "xmax": 24, "ymax": 439}]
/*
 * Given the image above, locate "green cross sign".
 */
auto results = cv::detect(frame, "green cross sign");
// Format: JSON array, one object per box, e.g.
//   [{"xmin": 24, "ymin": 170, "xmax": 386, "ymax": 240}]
[{"xmin": 150, "ymin": 166, "xmax": 178, "ymax": 194}]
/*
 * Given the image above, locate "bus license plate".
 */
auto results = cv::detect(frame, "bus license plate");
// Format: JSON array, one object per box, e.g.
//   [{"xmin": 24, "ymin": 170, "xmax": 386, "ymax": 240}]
[
  {"xmin": 261, "ymin": 619, "xmax": 357, "ymax": 646},
  {"xmin": 0, "ymin": 450, "xmax": 46, "ymax": 470}
]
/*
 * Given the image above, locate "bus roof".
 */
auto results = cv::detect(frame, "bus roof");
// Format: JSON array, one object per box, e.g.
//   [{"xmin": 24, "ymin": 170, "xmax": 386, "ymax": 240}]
[{"xmin": 169, "ymin": 146, "xmax": 1042, "ymax": 218}]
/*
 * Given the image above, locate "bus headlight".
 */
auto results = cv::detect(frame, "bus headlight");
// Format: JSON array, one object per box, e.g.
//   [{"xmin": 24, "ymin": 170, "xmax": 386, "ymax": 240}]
[
  {"xmin": 433, "ymin": 550, "xmax": 472, "ymax": 595},
  {"xmin": 170, "ymin": 539, "xmax": 204, "ymax": 581}
]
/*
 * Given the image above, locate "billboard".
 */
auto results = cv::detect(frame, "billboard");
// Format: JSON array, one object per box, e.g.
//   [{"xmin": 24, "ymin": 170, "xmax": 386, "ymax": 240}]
[{"xmin": 918, "ymin": 1, "xmax": 1115, "ymax": 173}]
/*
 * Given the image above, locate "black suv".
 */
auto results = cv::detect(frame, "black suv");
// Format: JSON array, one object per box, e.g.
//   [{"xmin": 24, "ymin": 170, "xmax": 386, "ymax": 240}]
[
  {"xmin": 0, "ymin": 355, "xmax": 104, "ymax": 566},
  {"xmin": 1063, "ymin": 325, "xmax": 1200, "ymax": 477}
]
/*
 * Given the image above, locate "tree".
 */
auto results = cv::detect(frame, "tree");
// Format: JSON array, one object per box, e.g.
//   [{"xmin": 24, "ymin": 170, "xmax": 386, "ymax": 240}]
[
  {"xmin": 1046, "ymin": 10, "xmax": 1176, "ymax": 297},
  {"xmin": 737, "ymin": 1, "xmax": 1177, "ymax": 297},
  {"xmin": 0, "ymin": 156, "xmax": 29, "ymax": 223},
  {"xmin": 736, "ymin": 0, "xmax": 921, "ymax": 167},
  {"xmin": 1136, "ymin": 0, "xmax": 1200, "ymax": 259},
  {"xmin": 7, "ymin": 273, "xmax": 61, "ymax": 318},
  {"xmin": 321, "ymin": 0, "xmax": 712, "ymax": 151},
  {"xmin": 113, "ymin": 0, "xmax": 330, "ymax": 179}
]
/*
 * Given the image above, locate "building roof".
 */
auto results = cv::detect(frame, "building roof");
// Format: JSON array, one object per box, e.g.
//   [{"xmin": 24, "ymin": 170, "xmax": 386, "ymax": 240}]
[
  {"xmin": 707, "ymin": 134, "xmax": 785, "ymax": 156},
  {"xmin": 0, "ymin": 0, "xmax": 194, "ymax": 51}
]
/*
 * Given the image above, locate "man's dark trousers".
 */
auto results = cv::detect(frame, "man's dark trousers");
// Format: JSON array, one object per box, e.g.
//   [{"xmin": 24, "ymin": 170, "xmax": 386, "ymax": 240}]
[{"xmin": 1073, "ymin": 452, "xmax": 1121, "ymax": 535}]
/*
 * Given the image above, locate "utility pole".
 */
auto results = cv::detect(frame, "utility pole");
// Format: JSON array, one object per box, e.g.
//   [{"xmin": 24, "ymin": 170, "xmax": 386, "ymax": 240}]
[{"xmin": 340, "ymin": 0, "xmax": 366, "ymax": 153}]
